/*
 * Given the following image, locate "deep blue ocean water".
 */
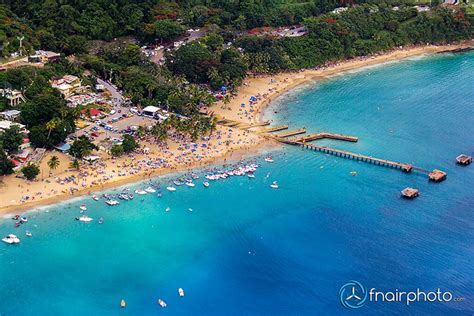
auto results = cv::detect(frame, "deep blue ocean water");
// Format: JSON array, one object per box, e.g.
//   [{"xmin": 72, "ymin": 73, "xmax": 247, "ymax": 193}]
[{"xmin": 1, "ymin": 51, "xmax": 473, "ymax": 315}]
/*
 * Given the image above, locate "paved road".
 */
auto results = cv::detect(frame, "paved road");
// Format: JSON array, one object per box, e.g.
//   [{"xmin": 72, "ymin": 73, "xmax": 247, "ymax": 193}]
[
  {"xmin": 96, "ymin": 78, "xmax": 124, "ymax": 105},
  {"xmin": 147, "ymin": 29, "xmax": 207, "ymax": 64}
]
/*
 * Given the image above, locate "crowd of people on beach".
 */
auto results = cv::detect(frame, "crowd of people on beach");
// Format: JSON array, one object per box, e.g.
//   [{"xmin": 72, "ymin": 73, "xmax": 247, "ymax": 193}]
[{"xmin": 12, "ymin": 125, "xmax": 262, "ymax": 206}]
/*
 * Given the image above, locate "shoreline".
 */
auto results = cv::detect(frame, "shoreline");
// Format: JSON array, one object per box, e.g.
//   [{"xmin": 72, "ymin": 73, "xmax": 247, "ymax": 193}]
[
  {"xmin": 0, "ymin": 140, "xmax": 278, "ymax": 216},
  {"xmin": 1, "ymin": 40, "xmax": 472, "ymax": 216},
  {"xmin": 216, "ymin": 40, "xmax": 474, "ymax": 124}
]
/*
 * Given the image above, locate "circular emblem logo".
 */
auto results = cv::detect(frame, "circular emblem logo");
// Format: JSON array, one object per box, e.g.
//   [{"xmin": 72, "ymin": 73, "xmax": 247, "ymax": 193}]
[{"xmin": 339, "ymin": 280, "xmax": 367, "ymax": 309}]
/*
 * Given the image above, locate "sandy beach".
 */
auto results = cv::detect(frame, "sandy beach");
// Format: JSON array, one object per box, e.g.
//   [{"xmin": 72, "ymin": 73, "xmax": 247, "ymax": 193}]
[{"xmin": 1, "ymin": 40, "xmax": 472, "ymax": 216}]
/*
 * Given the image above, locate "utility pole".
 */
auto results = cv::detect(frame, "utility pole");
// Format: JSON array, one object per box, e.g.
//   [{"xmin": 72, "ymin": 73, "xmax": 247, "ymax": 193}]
[{"xmin": 17, "ymin": 36, "xmax": 24, "ymax": 56}]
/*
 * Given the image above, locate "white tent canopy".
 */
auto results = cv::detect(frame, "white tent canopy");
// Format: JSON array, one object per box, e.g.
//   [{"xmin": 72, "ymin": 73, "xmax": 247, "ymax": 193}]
[{"xmin": 142, "ymin": 106, "xmax": 160, "ymax": 116}]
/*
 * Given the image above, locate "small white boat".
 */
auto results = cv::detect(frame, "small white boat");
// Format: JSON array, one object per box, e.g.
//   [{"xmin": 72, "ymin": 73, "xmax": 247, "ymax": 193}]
[
  {"xmin": 98, "ymin": 217, "xmax": 103, "ymax": 224},
  {"xmin": 92, "ymin": 195, "xmax": 99, "ymax": 201},
  {"xmin": 135, "ymin": 189, "xmax": 147, "ymax": 195},
  {"xmin": 158, "ymin": 299, "xmax": 167, "ymax": 308},
  {"xmin": 166, "ymin": 186, "xmax": 176, "ymax": 192},
  {"xmin": 79, "ymin": 204, "xmax": 87, "ymax": 211},
  {"xmin": 264, "ymin": 156, "xmax": 274, "ymax": 163},
  {"xmin": 178, "ymin": 288, "xmax": 185, "ymax": 297},
  {"xmin": 173, "ymin": 180, "xmax": 183, "ymax": 186},
  {"xmin": 188, "ymin": 208, "xmax": 193, "ymax": 212},
  {"xmin": 77, "ymin": 215, "xmax": 93, "ymax": 222},
  {"xmin": 20, "ymin": 216, "xmax": 28, "ymax": 223},
  {"xmin": 203, "ymin": 181, "xmax": 210, "ymax": 188},
  {"xmin": 270, "ymin": 181, "xmax": 279, "ymax": 189},
  {"xmin": 119, "ymin": 194, "xmax": 129, "ymax": 200},
  {"xmin": 145, "ymin": 186, "xmax": 156, "ymax": 193},
  {"xmin": 248, "ymin": 172, "xmax": 255, "ymax": 178},
  {"xmin": 185, "ymin": 182, "xmax": 195, "ymax": 187},
  {"xmin": 105, "ymin": 199, "xmax": 120, "ymax": 206},
  {"xmin": 2, "ymin": 234, "xmax": 20, "ymax": 244},
  {"xmin": 26, "ymin": 231, "xmax": 32, "ymax": 237},
  {"xmin": 165, "ymin": 207, "xmax": 171, "ymax": 212}
]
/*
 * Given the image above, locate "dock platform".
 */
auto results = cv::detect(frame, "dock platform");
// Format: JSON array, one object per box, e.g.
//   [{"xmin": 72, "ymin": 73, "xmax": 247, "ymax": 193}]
[
  {"xmin": 275, "ymin": 128, "xmax": 306, "ymax": 138},
  {"xmin": 258, "ymin": 125, "xmax": 289, "ymax": 133},
  {"xmin": 294, "ymin": 132, "xmax": 358, "ymax": 143},
  {"xmin": 300, "ymin": 143, "xmax": 414, "ymax": 172}
]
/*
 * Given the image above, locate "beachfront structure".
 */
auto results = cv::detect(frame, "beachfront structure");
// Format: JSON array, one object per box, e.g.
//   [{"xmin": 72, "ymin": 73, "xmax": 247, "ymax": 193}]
[
  {"xmin": 50, "ymin": 75, "xmax": 82, "ymax": 98},
  {"xmin": 0, "ymin": 89, "xmax": 26, "ymax": 107},
  {"xmin": 456, "ymin": 154, "xmax": 472, "ymax": 165},
  {"xmin": 0, "ymin": 109, "xmax": 21, "ymax": 121},
  {"xmin": 54, "ymin": 143, "xmax": 71, "ymax": 153},
  {"xmin": 401, "ymin": 187, "xmax": 419, "ymax": 199},
  {"xmin": 28, "ymin": 50, "xmax": 60, "ymax": 64},
  {"xmin": 142, "ymin": 106, "xmax": 160, "ymax": 117},
  {"xmin": 0, "ymin": 120, "xmax": 26, "ymax": 132},
  {"xmin": 332, "ymin": 7, "xmax": 349, "ymax": 14},
  {"xmin": 67, "ymin": 94, "xmax": 99, "ymax": 108}
]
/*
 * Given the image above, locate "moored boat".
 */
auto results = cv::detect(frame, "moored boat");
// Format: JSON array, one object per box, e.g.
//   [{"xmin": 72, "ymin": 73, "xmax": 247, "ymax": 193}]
[
  {"xmin": 145, "ymin": 186, "xmax": 156, "ymax": 193},
  {"xmin": 76, "ymin": 215, "xmax": 93, "ymax": 222},
  {"xmin": 135, "ymin": 189, "xmax": 147, "ymax": 195},
  {"xmin": 203, "ymin": 181, "xmax": 210, "ymax": 188},
  {"xmin": 178, "ymin": 288, "xmax": 185, "ymax": 297},
  {"xmin": 264, "ymin": 156, "xmax": 274, "ymax": 163},
  {"xmin": 119, "ymin": 194, "xmax": 129, "ymax": 200},
  {"xmin": 270, "ymin": 181, "xmax": 279, "ymax": 189},
  {"xmin": 158, "ymin": 299, "xmax": 167, "ymax": 308},
  {"xmin": 166, "ymin": 186, "xmax": 176, "ymax": 192},
  {"xmin": 106, "ymin": 199, "xmax": 120, "ymax": 206},
  {"xmin": 2, "ymin": 234, "xmax": 20, "ymax": 244}
]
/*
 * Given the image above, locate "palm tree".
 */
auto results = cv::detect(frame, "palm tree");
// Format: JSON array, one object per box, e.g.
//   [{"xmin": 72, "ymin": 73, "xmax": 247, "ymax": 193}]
[
  {"xmin": 70, "ymin": 159, "xmax": 80, "ymax": 170},
  {"xmin": 136, "ymin": 125, "xmax": 146, "ymax": 138},
  {"xmin": 46, "ymin": 117, "xmax": 61, "ymax": 139},
  {"xmin": 151, "ymin": 122, "xmax": 168, "ymax": 143},
  {"xmin": 223, "ymin": 94, "xmax": 231, "ymax": 109},
  {"xmin": 47, "ymin": 155, "xmax": 60, "ymax": 175}
]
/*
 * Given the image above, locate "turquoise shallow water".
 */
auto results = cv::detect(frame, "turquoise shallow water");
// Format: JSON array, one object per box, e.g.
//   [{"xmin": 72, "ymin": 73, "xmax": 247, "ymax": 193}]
[{"xmin": 1, "ymin": 51, "xmax": 473, "ymax": 315}]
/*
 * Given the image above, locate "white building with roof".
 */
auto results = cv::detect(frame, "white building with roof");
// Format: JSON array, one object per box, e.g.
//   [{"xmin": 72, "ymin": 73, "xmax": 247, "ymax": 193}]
[{"xmin": 142, "ymin": 106, "xmax": 160, "ymax": 117}]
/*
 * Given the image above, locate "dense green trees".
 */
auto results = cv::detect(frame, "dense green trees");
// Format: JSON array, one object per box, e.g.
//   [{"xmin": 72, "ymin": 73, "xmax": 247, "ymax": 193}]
[
  {"xmin": 237, "ymin": 5, "xmax": 473, "ymax": 74},
  {"xmin": 0, "ymin": 125, "xmax": 23, "ymax": 153},
  {"xmin": 0, "ymin": 6, "xmax": 37, "ymax": 57},
  {"xmin": 0, "ymin": 65, "xmax": 80, "ymax": 149},
  {"xmin": 0, "ymin": 147, "xmax": 14, "ymax": 175},
  {"xmin": 20, "ymin": 94, "xmax": 76, "ymax": 148},
  {"xmin": 122, "ymin": 134, "xmax": 138, "ymax": 153},
  {"xmin": 144, "ymin": 19, "xmax": 186, "ymax": 43},
  {"xmin": 69, "ymin": 136, "xmax": 98, "ymax": 159},
  {"xmin": 21, "ymin": 162, "xmax": 40, "ymax": 180},
  {"xmin": 111, "ymin": 144, "xmax": 125, "ymax": 157},
  {"xmin": 166, "ymin": 33, "xmax": 248, "ymax": 89}
]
